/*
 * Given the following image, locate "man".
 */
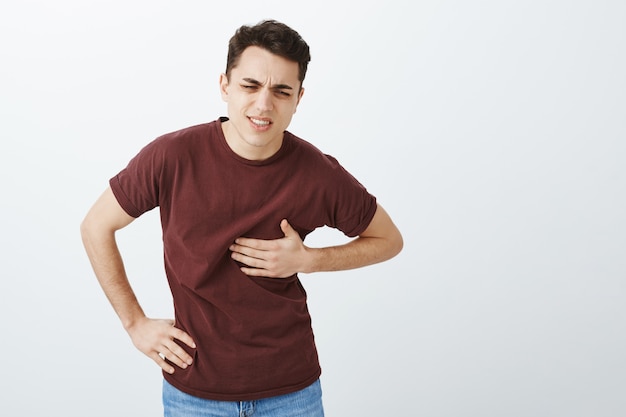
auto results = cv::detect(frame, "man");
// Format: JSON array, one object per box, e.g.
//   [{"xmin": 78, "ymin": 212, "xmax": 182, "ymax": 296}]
[{"xmin": 81, "ymin": 20, "xmax": 403, "ymax": 417}]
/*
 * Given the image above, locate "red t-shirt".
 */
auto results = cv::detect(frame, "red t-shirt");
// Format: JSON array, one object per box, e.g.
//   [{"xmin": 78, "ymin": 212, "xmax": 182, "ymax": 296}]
[{"xmin": 110, "ymin": 118, "xmax": 377, "ymax": 400}]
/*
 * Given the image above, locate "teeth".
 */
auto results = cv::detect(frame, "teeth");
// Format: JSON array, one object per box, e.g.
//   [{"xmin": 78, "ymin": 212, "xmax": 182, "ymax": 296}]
[{"xmin": 250, "ymin": 118, "xmax": 270, "ymax": 126}]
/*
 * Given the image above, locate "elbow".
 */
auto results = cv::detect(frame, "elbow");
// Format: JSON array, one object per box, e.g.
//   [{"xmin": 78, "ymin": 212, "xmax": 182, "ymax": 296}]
[
  {"xmin": 80, "ymin": 215, "xmax": 95, "ymax": 248},
  {"xmin": 390, "ymin": 230, "xmax": 404, "ymax": 259},
  {"xmin": 80, "ymin": 212, "xmax": 106, "ymax": 248},
  {"xmin": 378, "ymin": 228, "xmax": 403, "ymax": 262}
]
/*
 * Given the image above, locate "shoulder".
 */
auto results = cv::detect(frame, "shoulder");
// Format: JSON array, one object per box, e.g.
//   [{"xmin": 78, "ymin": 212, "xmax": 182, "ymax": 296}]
[
  {"xmin": 153, "ymin": 121, "xmax": 215, "ymax": 148},
  {"xmin": 121, "ymin": 121, "xmax": 219, "ymax": 177},
  {"xmin": 284, "ymin": 131, "xmax": 343, "ymax": 170},
  {"xmin": 136, "ymin": 121, "xmax": 218, "ymax": 159}
]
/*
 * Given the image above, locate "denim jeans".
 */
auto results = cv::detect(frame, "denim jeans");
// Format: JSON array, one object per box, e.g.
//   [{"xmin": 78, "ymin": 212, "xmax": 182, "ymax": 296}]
[{"xmin": 163, "ymin": 379, "xmax": 325, "ymax": 417}]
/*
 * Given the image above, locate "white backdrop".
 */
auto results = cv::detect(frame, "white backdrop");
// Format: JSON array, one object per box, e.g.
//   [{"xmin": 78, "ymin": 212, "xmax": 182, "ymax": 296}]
[{"xmin": 1, "ymin": 0, "xmax": 625, "ymax": 416}]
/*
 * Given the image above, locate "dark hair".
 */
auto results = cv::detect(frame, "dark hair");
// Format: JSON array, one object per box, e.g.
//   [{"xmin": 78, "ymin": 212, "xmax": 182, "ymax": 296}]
[{"xmin": 226, "ymin": 20, "xmax": 311, "ymax": 85}]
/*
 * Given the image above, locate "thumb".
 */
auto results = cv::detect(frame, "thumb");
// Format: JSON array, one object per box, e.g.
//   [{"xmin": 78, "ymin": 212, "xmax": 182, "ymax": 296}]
[{"xmin": 280, "ymin": 219, "xmax": 297, "ymax": 237}]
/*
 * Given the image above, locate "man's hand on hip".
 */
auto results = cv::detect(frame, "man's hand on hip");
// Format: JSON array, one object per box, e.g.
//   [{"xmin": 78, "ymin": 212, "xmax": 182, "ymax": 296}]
[{"xmin": 126, "ymin": 317, "xmax": 196, "ymax": 374}]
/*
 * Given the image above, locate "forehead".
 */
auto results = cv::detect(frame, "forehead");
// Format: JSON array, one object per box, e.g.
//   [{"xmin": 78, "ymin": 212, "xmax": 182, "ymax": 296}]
[{"xmin": 231, "ymin": 46, "xmax": 300, "ymax": 84}]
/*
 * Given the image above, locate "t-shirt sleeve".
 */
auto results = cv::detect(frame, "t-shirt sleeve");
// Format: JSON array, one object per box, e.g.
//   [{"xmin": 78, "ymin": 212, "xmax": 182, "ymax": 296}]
[
  {"xmin": 109, "ymin": 138, "xmax": 164, "ymax": 218},
  {"xmin": 322, "ymin": 155, "xmax": 377, "ymax": 237}
]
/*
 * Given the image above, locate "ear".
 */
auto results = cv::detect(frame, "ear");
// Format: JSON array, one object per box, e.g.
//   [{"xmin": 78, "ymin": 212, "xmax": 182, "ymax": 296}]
[{"xmin": 219, "ymin": 73, "xmax": 229, "ymax": 102}]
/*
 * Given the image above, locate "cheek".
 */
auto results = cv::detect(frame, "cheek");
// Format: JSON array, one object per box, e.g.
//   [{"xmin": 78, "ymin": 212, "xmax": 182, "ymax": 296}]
[
  {"xmin": 227, "ymin": 96, "xmax": 247, "ymax": 111},
  {"xmin": 287, "ymin": 102, "xmax": 300, "ymax": 115}
]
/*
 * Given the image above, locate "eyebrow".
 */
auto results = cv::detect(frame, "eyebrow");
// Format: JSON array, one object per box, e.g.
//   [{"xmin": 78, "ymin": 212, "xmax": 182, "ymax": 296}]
[{"xmin": 242, "ymin": 78, "xmax": 294, "ymax": 90}]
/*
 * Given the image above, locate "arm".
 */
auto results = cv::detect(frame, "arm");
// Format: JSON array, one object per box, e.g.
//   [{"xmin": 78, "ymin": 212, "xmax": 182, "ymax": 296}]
[
  {"xmin": 229, "ymin": 203, "xmax": 403, "ymax": 277},
  {"xmin": 80, "ymin": 187, "xmax": 195, "ymax": 374}
]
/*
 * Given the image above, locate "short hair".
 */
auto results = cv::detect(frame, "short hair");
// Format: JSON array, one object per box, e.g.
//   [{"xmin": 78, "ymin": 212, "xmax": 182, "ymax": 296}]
[{"xmin": 225, "ymin": 20, "xmax": 311, "ymax": 85}]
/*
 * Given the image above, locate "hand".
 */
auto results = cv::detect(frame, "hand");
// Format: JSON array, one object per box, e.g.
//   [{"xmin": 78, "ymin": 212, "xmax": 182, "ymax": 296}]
[
  {"xmin": 126, "ymin": 317, "xmax": 196, "ymax": 374},
  {"xmin": 230, "ymin": 219, "xmax": 310, "ymax": 278}
]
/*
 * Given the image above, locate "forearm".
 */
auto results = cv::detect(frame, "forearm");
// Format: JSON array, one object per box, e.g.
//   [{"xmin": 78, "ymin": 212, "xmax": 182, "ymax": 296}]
[
  {"xmin": 306, "ymin": 204, "xmax": 402, "ymax": 273},
  {"xmin": 81, "ymin": 224, "xmax": 145, "ymax": 330},
  {"xmin": 80, "ymin": 187, "xmax": 195, "ymax": 373},
  {"xmin": 81, "ymin": 223, "xmax": 197, "ymax": 374},
  {"xmin": 231, "ymin": 204, "xmax": 403, "ymax": 278},
  {"xmin": 304, "ymin": 234, "xmax": 402, "ymax": 273}
]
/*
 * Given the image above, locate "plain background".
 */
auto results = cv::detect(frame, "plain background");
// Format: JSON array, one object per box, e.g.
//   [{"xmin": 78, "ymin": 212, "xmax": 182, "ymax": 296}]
[{"xmin": 1, "ymin": 0, "xmax": 625, "ymax": 415}]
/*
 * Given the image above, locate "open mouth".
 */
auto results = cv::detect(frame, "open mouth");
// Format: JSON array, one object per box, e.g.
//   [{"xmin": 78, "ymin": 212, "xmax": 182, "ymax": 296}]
[{"xmin": 248, "ymin": 116, "xmax": 272, "ymax": 128}]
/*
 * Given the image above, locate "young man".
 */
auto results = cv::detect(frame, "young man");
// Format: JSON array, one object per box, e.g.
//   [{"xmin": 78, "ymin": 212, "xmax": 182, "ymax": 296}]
[{"xmin": 81, "ymin": 20, "xmax": 403, "ymax": 416}]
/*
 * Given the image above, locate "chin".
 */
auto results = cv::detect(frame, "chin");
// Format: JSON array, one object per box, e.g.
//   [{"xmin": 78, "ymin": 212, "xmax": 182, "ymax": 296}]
[{"xmin": 245, "ymin": 137, "xmax": 273, "ymax": 148}]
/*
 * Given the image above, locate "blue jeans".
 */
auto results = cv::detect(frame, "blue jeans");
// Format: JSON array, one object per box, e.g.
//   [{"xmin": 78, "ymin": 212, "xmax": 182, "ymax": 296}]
[{"xmin": 163, "ymin": 379, "xmax": 325, "ymax": 417}]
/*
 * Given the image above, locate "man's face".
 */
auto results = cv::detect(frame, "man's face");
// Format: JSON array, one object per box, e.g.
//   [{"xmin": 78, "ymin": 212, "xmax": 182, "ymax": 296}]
[{"xmin": 220, "ymin": 46, "xmax": 304, "ymax": 161}]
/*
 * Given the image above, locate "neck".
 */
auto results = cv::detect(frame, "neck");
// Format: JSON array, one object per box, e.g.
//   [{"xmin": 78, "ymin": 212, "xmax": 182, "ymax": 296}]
[{"xmin": 221, "ymin": 120, "xmax": 283, "ymax": 161}]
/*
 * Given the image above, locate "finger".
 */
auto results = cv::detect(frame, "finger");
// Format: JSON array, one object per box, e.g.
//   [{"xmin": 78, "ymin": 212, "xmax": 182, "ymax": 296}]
[
  {"xmin": 166, "ymin": 327, "xmax": 195, "ymax": 366},
  {"xmin": 239, "ymin": 266, "xmax": 284, "ymax": 278},
  {"xmin": 165, "ymin": 337, "xmax": 195, "ymax": 366},
  {"xmin": 240, "ymin": 266, "xmax": 275, "ymax": 278},
  {"xmin": 280, "ymin": 219, "xmax": 295, "ymax": 237},
  {"xmin": 169, "ymin": 326, "xmax": 197, "ymax": 350},
  {"xmin": 230, "ymin": 242, "xmax": 255, "ymax": 257},
  {"xmin": 231, "ymin": 250, "xmax": 267, "ymax": 268},
  {"xmin": 230, "ymin": 243, "xmax": 266, "ymax": 260},
  {"xmin": 161, "ymin": 342, "xmax": 192, "ymax": 369},
  {"xmin": 233, "ymin": 237, "xmax": 272, "ymax": 250},
  {"xmin": 151, "ymin": 351, "xmax": 176, "ymax": 374}
]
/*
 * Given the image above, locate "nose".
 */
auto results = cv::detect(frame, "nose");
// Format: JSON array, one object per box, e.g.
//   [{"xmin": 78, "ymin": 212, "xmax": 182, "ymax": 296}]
[{"xmin": 255, "ymin": 89, "xmax": 273, "ymax": 112}]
